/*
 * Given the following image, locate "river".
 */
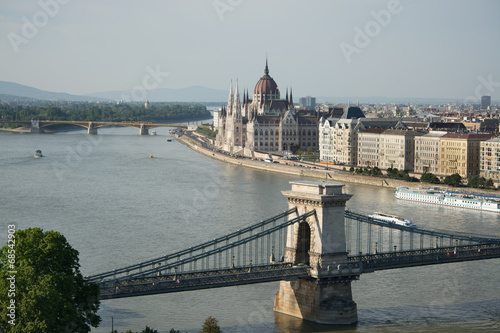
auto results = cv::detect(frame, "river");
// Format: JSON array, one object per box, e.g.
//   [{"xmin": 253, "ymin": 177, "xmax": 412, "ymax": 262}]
[{"xmin": 0, "ymin": 126, "xmax": 499, "ymax": 333}]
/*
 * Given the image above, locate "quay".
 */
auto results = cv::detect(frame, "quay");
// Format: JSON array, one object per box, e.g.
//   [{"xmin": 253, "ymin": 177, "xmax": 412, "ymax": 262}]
[{"xmin": 177, "ymin": 133, "xmax": 412, "ymax": 189}]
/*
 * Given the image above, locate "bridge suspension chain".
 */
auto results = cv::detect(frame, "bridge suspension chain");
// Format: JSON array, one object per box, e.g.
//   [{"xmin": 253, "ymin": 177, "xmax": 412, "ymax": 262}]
[
  {"xmin": 92, "ymin": 210, "xmax": 316, "ymax": 285},
  {"xmin": 87, "ymin": 208, "xmax": 298, "ymax": 282},
  {"xmin": 344, "ymin": 210, "xmax": 500, "ymax": 256}
]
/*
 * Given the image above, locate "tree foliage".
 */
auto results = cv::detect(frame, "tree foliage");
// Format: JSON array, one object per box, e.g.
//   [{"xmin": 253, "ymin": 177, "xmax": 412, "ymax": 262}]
[
  {"xmin": 420, "ymin": 172, "xmax": 441, "ymax": 184},
  {"xmin": 201, "ymin": 316, "xmax": 222, "ymax": 333},
  {"xmin": 467, "ymin": 176, "xmax": 495, "ymax": 189},
  {"xmin": 443, "ymin": 173, "xmax": 463, "ymax": 187},
  {"xmin": 0, "ymin": 228, "xmax": 101, "ymax": 333},
  {"xmin": 386, "ymin": 168, "xmax": 419, "ymax": 182},
  {"xmin": 0, "ymin": 102, "xmax": 210, "ymax": 124}
]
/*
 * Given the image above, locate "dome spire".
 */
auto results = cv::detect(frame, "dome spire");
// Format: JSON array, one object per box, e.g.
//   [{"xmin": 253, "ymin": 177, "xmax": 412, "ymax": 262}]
[{"xmin": 264, "ymin": 56, "xmax": 269, "ymax": 76}]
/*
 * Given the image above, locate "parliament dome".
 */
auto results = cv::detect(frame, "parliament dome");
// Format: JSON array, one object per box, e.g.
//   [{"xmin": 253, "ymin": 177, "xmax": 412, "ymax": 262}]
[{"xmin": 253, "ymin": 59, "xmax": 280, "ymax": 100}]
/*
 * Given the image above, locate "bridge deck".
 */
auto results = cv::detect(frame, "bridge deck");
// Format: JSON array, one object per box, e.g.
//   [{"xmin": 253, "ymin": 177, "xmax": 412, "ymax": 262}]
[
  {"xmin": 99, "ymin": 263, "xmax": 309, "ymax": 299},
  {"xmin": 349, "ymin": 243, "xmax": 500, "ymax": 272}
]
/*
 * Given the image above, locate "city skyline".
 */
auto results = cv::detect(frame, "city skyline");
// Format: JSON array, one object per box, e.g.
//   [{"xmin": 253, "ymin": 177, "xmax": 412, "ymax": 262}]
[{"xmin": 1, "ymin": 0, "xmax": 499, "ymax": 103}]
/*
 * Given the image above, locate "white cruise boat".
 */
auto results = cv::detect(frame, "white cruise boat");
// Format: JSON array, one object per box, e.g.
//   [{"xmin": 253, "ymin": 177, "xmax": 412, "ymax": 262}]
[
  {"xmin": 395, "ymin": 186, "xmax": 500, "ymax": 213},
  {"xmin": 368, "ymin": 212, "xmax": 416, "ymax": 227}
]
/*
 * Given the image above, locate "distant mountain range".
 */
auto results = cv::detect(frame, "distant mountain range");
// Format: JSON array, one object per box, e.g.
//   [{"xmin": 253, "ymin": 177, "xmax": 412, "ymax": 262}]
[
  {"xmin": 89, "ymin": 85, "xmax": 229, "ymax": 103},
  {"xmin": 1, "ymin": 80, "xmax": 495, "ymax": 106},
  {"xmin": 0, "ymin": 81, "xmax": 229, "ymax": 104},
  {"xmin": 0, "ymin": 81, "xmax": 103, "ymax": 102}
]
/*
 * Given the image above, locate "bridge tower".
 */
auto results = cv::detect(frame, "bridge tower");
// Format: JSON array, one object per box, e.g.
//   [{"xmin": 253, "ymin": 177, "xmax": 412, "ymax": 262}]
[
  {"xmin": 88, "ymin": 122, "xmax": 98, "ymax": 135},
  {"xmin": 30, "ymin": 119, "xmax": 41, "ymax": 133},
  {"xmin": 274, "ymin": 180, "xmax": 357, "ymax": 324},
  {"xmin": 139, "ymin": 123, "xmax": 149, "ymax": 135}
]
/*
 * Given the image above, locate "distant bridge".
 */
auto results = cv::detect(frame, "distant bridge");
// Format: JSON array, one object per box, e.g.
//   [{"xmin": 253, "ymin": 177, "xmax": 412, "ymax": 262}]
[{"xmin": 0, "ymin": 119, "xmax": 188, "ymax": 135}]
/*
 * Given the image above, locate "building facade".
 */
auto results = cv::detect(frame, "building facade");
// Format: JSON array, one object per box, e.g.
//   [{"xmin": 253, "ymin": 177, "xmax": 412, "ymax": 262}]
[
  {"xmin": 414, "ymin": 131, "xmax": 447, "ymax": 174},
  {"xmin": 480, "ymin": 138, "xmax": 500, "ymax": 182},
  {"xmin": 439, "ymin": 133, "xmax": 495, "ymax": 177},
  {"xmin": 357, "ymin": 128, "xmax": 386, "ymax": 168},
  {"xmin": 319, "ymin": 111, "xmax": 405, "ymax": 166},
  {"xmin": 378, "ymin": 129, "xmax": 424, "ymax": 171}
]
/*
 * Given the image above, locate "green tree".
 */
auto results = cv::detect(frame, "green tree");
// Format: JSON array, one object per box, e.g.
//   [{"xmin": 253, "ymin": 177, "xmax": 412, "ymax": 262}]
[
  {"xmin": 0, "ymin": 228, "xmax": 101, "ymax": 333},
  {"xmin": 443, "ymin": 173, "xmax": 462, "ymax": 187},
  {"xmin": 201, "ymin": 316, "xmax": 221, "ymax": 333},
  {"xmin": 421, "ymin": 172, "xmax": 440, "ymax": 184},
  {"xmin": 372, "ymin": 166, "xmax": 383, "ymax": 176},
  {"xmin": 140, "ymin": 326, "xmax": 158, "ymax": 333}
]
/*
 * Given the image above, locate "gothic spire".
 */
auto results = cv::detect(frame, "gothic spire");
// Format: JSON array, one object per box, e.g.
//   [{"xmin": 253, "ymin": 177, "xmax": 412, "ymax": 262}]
[
  {"xmin": 285, "ymin": 87, "xmax": 289, "ymax": 102},
  {"xmin": 227, "ymin": 80, "xmax": 233, "ymax": 112},
  {"xmin": 234, "ymin": 79, "xmax": 240, "ymax": 104},
  {"xmin": 264, "ymin": 57, "xmax": 269, "ymax": 76},
  {"xmin": 289, "ymin": 87, "xmax": 293, "ymax": 105}
]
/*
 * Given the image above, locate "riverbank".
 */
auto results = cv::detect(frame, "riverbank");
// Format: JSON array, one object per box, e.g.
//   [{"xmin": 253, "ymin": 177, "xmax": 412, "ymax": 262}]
[
  {"xmin": 177, "ymin": 134, "xmax": 411, "ymax": 189},
  {"xmin": 0, "ymin": 127, "xmax": 30, "ymax": 133}
]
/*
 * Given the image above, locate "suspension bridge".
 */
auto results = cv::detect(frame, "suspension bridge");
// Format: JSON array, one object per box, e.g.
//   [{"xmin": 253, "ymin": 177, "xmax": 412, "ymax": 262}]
[{"xmin": 87, "ymin": 181, "xmax": 500, "ymax": 324}]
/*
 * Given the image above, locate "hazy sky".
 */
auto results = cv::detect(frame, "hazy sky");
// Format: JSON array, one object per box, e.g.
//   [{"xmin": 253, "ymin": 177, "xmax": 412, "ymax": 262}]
[{"xmin": 1, "ymin": 0, "xmax": 499, "ymax": 102}]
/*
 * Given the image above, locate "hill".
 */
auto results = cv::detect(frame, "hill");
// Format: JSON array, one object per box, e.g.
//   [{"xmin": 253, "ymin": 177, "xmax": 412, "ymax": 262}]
[
  {"xmin": 0, "ymin": 81, "xmax": 105, "ymax": 102},
  {"xmin": 89, "ymin": 85, "xmax": 228, "ymax": 103}
]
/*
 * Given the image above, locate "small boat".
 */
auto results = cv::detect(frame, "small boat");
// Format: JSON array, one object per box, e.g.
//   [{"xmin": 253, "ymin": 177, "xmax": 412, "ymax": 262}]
[
  {"xmin": 369, "ymin": 212, "xmax": 416, "ymax": 227},
  {"xmin": 34, "ymin": 150, "xmax": 43, "ymax": 158},
  {"xmin": 150, "ymin": 131, "xmax": 157, "ymax": 136},
  {"xmin": 149, "ymin": 154, "xmax": 153, "ymax": 158},
  {"xmin": 167, "ymin": 139, "xmax": 172, "ymax": 142}
]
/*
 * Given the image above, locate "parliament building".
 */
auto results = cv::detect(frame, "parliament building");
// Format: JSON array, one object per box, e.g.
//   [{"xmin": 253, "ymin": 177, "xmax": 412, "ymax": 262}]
[{"xmin": 215, "ymin": 60, "xmax": 319, "ymax": 157}]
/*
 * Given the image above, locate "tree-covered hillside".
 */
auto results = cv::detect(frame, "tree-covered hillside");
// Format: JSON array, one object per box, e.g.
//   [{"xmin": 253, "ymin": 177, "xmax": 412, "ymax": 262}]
[{"xmin": 0, "ymin": 102, "xmax": 211, "ymax": 123}]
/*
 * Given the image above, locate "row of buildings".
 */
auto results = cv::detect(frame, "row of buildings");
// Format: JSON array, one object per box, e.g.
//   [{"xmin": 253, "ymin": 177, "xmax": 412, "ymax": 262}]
[
  {"xmin": 319, "ymin": 111, "xmax": 500, "ymax": 181},
  {"xmin": 214, "ymin": 60, "xmax": 500, "ymax": 182}
]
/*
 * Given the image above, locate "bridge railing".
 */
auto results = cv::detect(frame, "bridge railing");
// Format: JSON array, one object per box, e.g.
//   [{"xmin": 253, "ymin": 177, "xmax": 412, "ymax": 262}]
[
  {"xmin": 348, "ymin": 243, "xmax": 500, "ymax": 272},
  {"xmin": 87, "ymin": 208, "xmax": 316, "ymax": 284}
]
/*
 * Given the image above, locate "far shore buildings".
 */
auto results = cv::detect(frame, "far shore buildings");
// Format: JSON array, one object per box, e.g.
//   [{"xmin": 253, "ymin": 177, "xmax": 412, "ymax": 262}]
[
  {"xmin": 319, "ymin": 108, "xmax": 406, "ymax": 166},
  {"xmin": 439, "ymin": 133, "xmax": 495, "ymax": 178},
  {"xmin": 481, "ymin": 137, "xmax": 500, "ymax": 182},
  {"xmin": 215, "ymin": 60, "xmax": 321, "ymax": 157}
]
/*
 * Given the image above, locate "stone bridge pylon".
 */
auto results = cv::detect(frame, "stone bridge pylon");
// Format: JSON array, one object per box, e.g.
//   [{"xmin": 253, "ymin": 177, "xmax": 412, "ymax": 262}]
[{"xmin": 274, "ymin": 180, "xmax": 358, "ymax": 324}]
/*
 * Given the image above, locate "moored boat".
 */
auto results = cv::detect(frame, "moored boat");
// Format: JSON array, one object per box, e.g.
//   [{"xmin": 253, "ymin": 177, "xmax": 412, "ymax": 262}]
[
  {"xmin": 34, "ymin": 150, "xmax": 43, "ymax": 158},
  {"xmin": 395, "ymin": 186, "xmax": 500, "ymax": 213}
]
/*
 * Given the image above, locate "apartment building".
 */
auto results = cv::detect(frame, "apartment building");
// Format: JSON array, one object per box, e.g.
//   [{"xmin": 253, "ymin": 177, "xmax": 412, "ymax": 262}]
[
  {"xmin": 414, "ymin": 131, "xmax": 447, "ymax": 174},
  {"xmin": 357, "ymin": 128, "xmax": 386, "ymax": 168},
  {"xmin": 439, "ymin": 133, "xmax": 495, "ymax": 177},
  {"xmin": 480, "ymin": 137, "xmax": 500, "ymax": 182},
  {"xmin": 378, "ymin": 129, "xmax": 424, "ymax": 171}
]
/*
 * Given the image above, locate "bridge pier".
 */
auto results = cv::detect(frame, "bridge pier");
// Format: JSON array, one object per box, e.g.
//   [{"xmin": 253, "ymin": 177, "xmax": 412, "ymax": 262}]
[
  {"xmin": 139, "ymin": 123, "xmax": 148, "ymax": 135},
  {"xmin": 30, "ymin": 119, "xmax": 42, "ymax": 133},
  {"xmin": 274, "ymin": 181, "xmax": 358, "ymax": 324},
  {"xmin": 88, "ymin": 122, "xmax": 98, "ymax": 135}
]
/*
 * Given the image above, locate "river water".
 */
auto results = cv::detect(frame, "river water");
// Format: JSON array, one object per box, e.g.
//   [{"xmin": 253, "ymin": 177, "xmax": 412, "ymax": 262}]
[{"xmin": 1, "ymin": 127, "xmax": 499, "ymax": 333}]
